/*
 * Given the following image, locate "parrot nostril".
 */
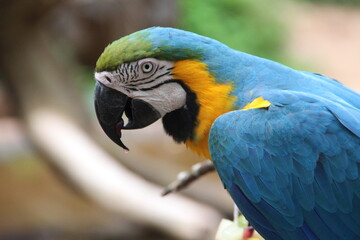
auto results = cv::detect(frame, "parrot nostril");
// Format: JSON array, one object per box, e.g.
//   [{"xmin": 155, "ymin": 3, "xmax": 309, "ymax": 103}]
[{"xmin": 105, "ymin": 76, "xmax": 112, "ymax": 83}]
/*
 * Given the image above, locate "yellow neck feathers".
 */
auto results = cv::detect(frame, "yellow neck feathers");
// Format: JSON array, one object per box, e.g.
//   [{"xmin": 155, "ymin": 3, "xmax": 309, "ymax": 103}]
[{"xmin": 172, "ymin": 60, "xmax": 236, "ymax": 159}]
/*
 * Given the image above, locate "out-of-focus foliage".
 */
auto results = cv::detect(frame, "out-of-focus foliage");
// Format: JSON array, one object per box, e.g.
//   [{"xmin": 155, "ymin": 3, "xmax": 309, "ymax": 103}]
[
  {"xmin": 179, "ymin": 0, "xmax": 286, "ymax": 61},
  {"xmin": 300, "ymin": 0, "xmax": 360, "ymax": 5}
]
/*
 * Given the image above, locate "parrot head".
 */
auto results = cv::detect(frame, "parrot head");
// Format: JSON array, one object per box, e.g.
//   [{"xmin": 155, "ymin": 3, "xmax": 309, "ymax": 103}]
[{"xmin": 94, "ymin": 27, "xmax": 236, "ymax": 158}]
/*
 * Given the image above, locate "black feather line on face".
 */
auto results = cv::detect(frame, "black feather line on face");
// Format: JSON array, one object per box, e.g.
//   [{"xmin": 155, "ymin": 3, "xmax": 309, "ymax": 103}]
[
  {"xmin": 126, "ymin": 71, "xmax": 171, "ymax": 88},
  {"xmin": 131, "ymin": 65, "xmax": 159, "ymax": 83},
  {"xmin": 162, "ymin": 81, "xmax": 199, "ymax": 143}
]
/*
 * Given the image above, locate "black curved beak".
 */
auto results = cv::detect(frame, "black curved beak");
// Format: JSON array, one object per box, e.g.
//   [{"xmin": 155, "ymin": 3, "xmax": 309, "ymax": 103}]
[{"xmin": 94, "ymin": 82, "xmax": 161, "ymax": 150}]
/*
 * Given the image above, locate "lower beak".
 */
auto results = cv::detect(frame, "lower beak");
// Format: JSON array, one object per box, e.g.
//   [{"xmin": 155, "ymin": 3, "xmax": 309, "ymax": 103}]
[{"xmin": 94, "ymin": 82, "xmax": 161, "ymax": 150}]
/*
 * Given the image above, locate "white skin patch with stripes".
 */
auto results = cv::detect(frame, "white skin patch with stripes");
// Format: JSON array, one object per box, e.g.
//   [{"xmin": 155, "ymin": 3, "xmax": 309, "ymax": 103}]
[{"xmin": 95, "ymin": 58, "xmax": 186, "ymax": 116}]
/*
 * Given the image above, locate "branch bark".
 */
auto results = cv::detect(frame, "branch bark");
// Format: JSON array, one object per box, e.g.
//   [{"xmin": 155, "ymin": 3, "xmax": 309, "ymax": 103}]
[{"xmin": 28, "ymin": 108, "xmax": 221, "ymax": 239}]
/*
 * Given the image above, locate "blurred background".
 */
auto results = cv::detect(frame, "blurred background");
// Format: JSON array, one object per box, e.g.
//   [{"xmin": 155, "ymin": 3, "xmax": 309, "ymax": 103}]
[{"xmin": 0, "ymin": 0, "xmax": 359, "ymax": 239}]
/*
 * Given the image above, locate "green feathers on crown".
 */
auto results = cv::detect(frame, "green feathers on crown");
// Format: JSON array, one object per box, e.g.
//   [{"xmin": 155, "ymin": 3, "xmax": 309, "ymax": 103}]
[
  {"xmin": 95, "ymin": 31, "xmax": 156, "ymax": 72},
  {"xmin": 95, "ymin": 27, "xmax": 205, "ymax": 72}
]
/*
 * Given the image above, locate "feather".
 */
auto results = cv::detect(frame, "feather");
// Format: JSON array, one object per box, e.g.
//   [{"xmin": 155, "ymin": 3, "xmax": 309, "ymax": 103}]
[
  {"xmin": 292, "ymin": 177, "xmax": 315, "ymax": 211},
  {"xmin": 303, "ymin": 210, "xmax": 338, "ymax": 240},
  {"xmin": 228, "ymin": 183, "xmax": 283, "ymax": 240},
  {"xmin": 315, "ymin": 207, "xmax": 358, "ymax": 240},
  {"xmin": 210, "ymin": 95, "xmax": 360, "ymax": 240}
]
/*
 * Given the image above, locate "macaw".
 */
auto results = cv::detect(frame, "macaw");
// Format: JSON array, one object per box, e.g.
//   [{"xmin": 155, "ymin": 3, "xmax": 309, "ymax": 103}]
[{"xmin": 94, "ymin": 27, "xmax": 360, "ymax": 240}]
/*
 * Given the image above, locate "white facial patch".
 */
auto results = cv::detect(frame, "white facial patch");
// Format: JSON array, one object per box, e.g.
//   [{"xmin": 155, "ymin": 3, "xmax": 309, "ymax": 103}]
[
  {"xmin": 129, "ymin": 82, "xmax": 186, "ymax": 116},
  {"xmin": 95, "ymin": 58, "xmax": 187, "ymax": 116}
]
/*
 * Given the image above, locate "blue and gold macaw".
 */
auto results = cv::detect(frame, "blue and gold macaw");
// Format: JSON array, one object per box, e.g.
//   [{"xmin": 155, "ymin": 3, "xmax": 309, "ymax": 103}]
[{"xmin": 94, "ymin": 27, "xmax": 360, "ymax": 240}]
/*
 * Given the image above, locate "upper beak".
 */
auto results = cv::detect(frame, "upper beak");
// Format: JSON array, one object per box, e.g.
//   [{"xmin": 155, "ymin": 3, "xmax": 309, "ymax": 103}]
[{"xmin": 94, "ymin": 82, "xmax": 161, "ymax": 150}]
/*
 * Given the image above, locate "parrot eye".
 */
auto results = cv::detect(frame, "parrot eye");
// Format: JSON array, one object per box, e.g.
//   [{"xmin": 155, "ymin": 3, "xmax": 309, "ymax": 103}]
[{"xmin": 141, "ymin": 62, "xmax": 154, "ymax": 73}]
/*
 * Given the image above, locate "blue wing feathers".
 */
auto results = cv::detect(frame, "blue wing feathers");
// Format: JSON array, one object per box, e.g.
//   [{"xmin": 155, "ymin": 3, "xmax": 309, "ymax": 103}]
[
  {"xmin": 271, "ymin": 154, "xmax": 293, "ymax": 174},
  {"xmin": 326, "ymin": 102, "xmax": 360, "ymax": 138},
  {"xmin": 331, "ymin": 181, "xmax": 352, "ymax": 213},
  {"xmin": 337, "ymin": 211, "xmax": 360, "ymax": 236},
  {"xmin": 315, "ymin": 207, "xmax": 359, "ymax": 240},
  {"xmin": 258, "ymin": 151, "xmax": 276, "ymax": 181},
  {"xmin": 304, "ymin": 210, "xmax": 339, "ymax": 239},
  {"xmin": 233, "ymin": 146, "xmax": 262, "ymax": 174},
  {"xmin": 350, "ymin": 195, "xmax": 360, "ymax": 226},
  {"xmin": 210, "ymin": 94, "xmax": 360, "ymax": 240},
  {"xmin": 229, "ymin": 183, "xmax": 284, "ymax": 240},
  {"xmin": 292, "ymin": 160, "xmax": 314, "ymax": 184},
  {"xmin": 292, "ymin": 177, "xmax": 314, "ymax": 211},
  {"xmin": 247, "ymin": 148, "xmax": 262, "ymax": 173},
  {"xmin": 255, "ymin": 176, "xmax": 282, "ymax": 203},
  {"xmin": 234, "ymin": 169, "xmax": 261, "ymax": 202},
  {"xmin": 329, "ymin": 151, "xmax": 348, "ymax": 171},
  {"xmin": 346, "ymin": 158, "xmax": 358, "ymax": 180},
  {"xmin": 327, "ymin": 156, "xmax": 347, "ymax": 182},
  {"xmin": 297, "ymin": 224, "xmax": 320, "ymax": 240},
  {"xmin": 351, "ymin": 176, "xmax": 360, "ymax": 198}
]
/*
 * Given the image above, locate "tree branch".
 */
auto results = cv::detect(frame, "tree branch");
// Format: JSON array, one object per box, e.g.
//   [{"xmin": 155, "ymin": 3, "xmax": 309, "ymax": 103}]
[{"xmin": 27, "ymin": 109, "xmax": 221, "ymax": 239}]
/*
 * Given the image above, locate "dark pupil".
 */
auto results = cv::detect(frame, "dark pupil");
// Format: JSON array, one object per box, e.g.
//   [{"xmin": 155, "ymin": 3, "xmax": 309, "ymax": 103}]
[{"xmin": 144, "ymin": 64, "xmax": 150, "ymax": 70}]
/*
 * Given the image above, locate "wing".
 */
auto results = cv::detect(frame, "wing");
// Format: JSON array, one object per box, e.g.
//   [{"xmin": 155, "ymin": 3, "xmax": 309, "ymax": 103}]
[{"xmin": 209, "ymin": 96, "xmax": 360, "ymax": 240}]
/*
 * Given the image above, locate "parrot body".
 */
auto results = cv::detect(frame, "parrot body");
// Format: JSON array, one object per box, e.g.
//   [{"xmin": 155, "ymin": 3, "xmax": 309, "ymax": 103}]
[{"xmin": 94, "ymin": 27, "xmax": 360, "ymax": 240}]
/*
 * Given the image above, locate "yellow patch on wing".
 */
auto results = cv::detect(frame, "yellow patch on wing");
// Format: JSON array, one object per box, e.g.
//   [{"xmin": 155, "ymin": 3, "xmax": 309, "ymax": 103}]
[
  {"xmin": 242, "ymin": 97, "xmax": 271, "ymax": 110},
  {"xmin": 172, "ymin": 60, "xmax": 236, "ymax": 159}
]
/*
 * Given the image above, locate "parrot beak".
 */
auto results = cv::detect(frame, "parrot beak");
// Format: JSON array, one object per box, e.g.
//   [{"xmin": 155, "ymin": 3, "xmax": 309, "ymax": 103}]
[{"xmin": 94, "ymin": 82, "xmax": 161, "ymax": 150}]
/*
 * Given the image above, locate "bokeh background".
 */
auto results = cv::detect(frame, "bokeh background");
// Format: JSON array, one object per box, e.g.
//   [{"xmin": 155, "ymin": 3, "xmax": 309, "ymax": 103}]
[{"xmin": 0, "ymin": 0, "xmax": 359, "ymax": 239}]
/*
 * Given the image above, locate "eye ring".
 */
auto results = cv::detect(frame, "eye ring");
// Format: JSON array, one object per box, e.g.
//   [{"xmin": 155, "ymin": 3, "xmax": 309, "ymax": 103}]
[{"xmin": 141, "ymin": 62, "xmax": 154, "ymax": 73}]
